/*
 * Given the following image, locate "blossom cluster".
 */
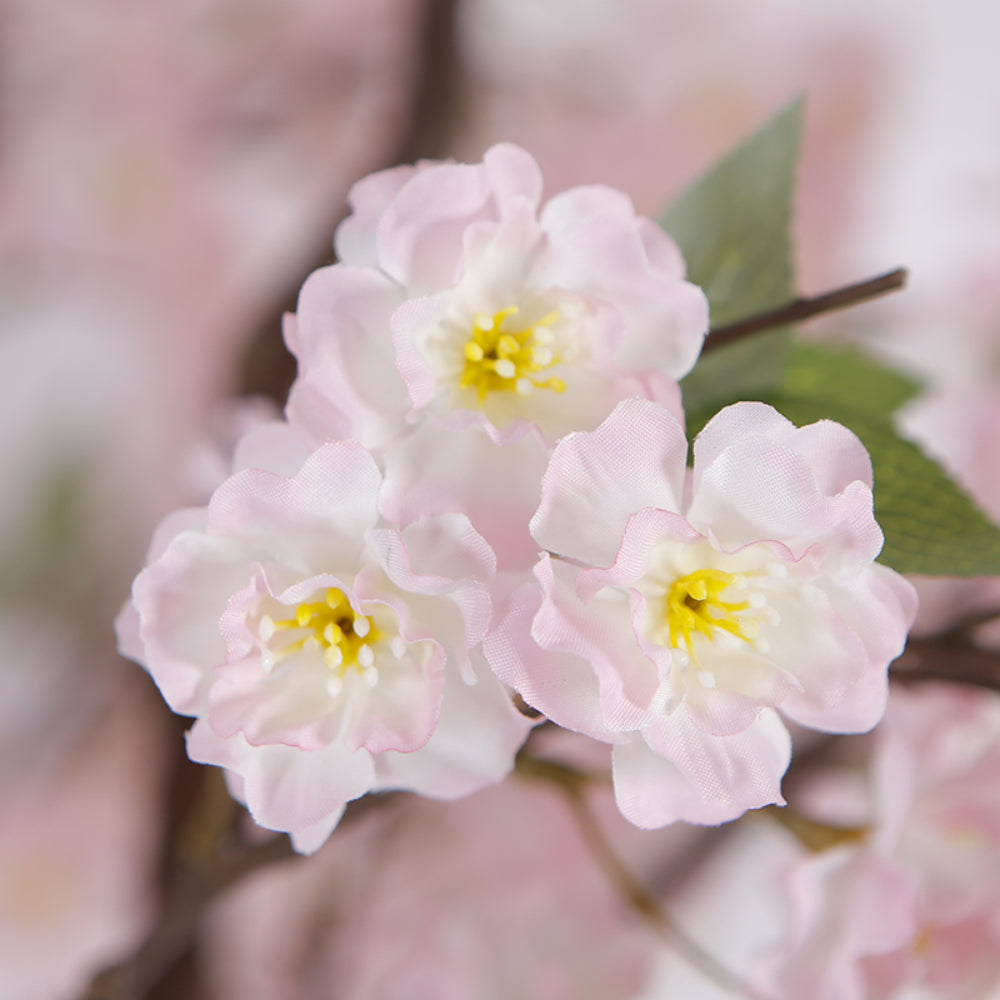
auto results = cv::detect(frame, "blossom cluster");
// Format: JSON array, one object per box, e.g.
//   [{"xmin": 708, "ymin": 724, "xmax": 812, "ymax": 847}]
[{"xmin": 119, "ymin": 145, "xmax": 917, "ymax": 852}]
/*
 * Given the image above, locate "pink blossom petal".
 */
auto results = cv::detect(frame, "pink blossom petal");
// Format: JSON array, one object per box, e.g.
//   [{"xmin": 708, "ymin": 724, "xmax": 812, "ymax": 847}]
[
  {"xmin": 285, "ymin": 265, "xmax": 408, "ymax": 448},
  {"xmin": 689, "ymin": 421, "xmax": 882, "ymax": 564},
  {"xmin": 187, "ymin": 720, "xmax": 374, "ymax": 846},
  {"xmin": 376, "ymin": 145, "xmax": 543, "ymax": 292},
  {"xmin": 538, "ymin": 187, "xmax": 708, "ymax": 376},
  {"xmin": 390, "ymin": 290, "xmax": 452, "ymax": 415},
  {"xmin": 778, "ymin": 570, "xmax": 914, "ymax": 733},
  {"xmin": 530, "ymin": 555, "xmax": 654, "ymax": 735},
  {"xmin": 366, "ymin": 515, "xmax": 496, "ymax": 672},
  {"xmin": 379, "ymin": 421, "xmax": 549, "ymax": 571},
  {"xmin": 636, "ymin": 216, "xmax": 688, "ymax": 280},
  {"xmin": 207, "ymin": 653, "xmax": 348, "ymax": 752},
  {"xmin": 764, "ymin": 849, "xmax": 919, "ymax": 1000},
  {"xmin": 334, "ymin": 163, "xmax": 416, "ymax": 268},
  {"xmin": 484, "ymin": 580, "xmax": 609, "ymax": 739},
  {"xmin": 347, "ymin": 645, "xmax": 445, "ymax": 755},
  {"xmin": 531, "ymin": 397, "xmax": 688, "ymax": 565},
  {"xmin": 372, "ymin": 654, "xmax": 533, "ymax": 798},
  {"xmin": 206, "ymin": 441, "xmax": 381, "ymax": 573},
  {"xmin": 613, "ymin": 707, "xmax": 791, "ymax": 827},
  {"xmin": 131, "ymin": 530, "xmax": 250, "ymax": 714}
]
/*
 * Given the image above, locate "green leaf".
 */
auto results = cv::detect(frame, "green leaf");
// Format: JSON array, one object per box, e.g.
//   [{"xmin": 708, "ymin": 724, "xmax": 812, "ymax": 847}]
[
  {"xmin": 780, "ymin": 341, "xmax": 923, "ymax": 419},
  {"xmin": 767, "ymin": 394, "xmax": 1000, "ymax": 577},
  {"xmin": 664, "ymin": 99, "xmax": 803, "ymax": 430},
  {"xmin": 662, "ymin": 97, "xmax": 801, "ymax": 326}
]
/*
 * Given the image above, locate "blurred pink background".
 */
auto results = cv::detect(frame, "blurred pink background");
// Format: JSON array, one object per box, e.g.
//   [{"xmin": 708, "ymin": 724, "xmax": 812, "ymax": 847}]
[{"xmin": 3, "ymin": 2, "xmax": 1000, "ymax": 997}]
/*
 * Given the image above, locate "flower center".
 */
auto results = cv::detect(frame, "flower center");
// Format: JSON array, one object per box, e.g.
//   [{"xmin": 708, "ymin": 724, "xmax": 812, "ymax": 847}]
[
  {"xmin": 658, "ymin": 569, "xmax": 760, "ymax": 659},
  {"xmin": 258, "ymin": 587, "xmax": 388, "ymax": 696},
  {"xmin": 460, "ymin": 305, "xmax": 565, "ymax": 403}
]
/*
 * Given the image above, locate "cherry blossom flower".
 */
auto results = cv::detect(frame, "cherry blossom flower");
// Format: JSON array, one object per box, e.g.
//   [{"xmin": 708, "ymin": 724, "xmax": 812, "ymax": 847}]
[
  {"xmin": 487, "ymin": 398, "xmax": 917, "ymax": 828},
  {"xmin": 763, "ymin": 683, "xmax": 1000, "ymax": 1000},
  {"xmin": 117, "ymin": 433, "xmax": 531, "ymax": 853},
  {"xmin": 284, "ymin": 143, "xmax": 708, "ymax": 567}
]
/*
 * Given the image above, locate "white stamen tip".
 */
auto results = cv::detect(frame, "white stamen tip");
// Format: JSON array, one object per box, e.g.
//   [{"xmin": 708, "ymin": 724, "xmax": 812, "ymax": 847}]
[
  {"xmin": 326, "ymin": 675, "xmax": 343, "ymax": 698},
  {"xmin": 531, "ymin": 346, "xmax": 554, "ymax": 366},
  {"xmin": 765, "ymin": 609, "xmax": 781, "ymax": 626},
  {"xmin": 731, "ymin": 575, "xmax": 748, "ymax": 590},
  {"xmin": 476, "ymin": 313, "xmax": 494, "ymax": 332},
  {"xmin": 768, "ymin": 563, "xmax": 789, "ymax": 578},
  {"xmin": 325, "ymin": 645, "xmax": 344, "ymax": 668},
  {"xmin": 516, "ymin": 378, "xmax": 533, "ymax": 395},
  {"xmin": 260, "ymin": 650, "xmax": 276, "ymax": 674},
  {"xmin": 494, "ymin": 359, "xmax": 516, "ymax": 379},
  {"xmin": 258, "ymin": 615, "xmax": 276, "ymax": 641},
  {"xmin": 749, "ymin": 592, "xmax": 767, "ymax": 609},
  {"xmin": 363, "ymin": 666, "xmax": 379, "ymax": 688},
  {"xmin": 358, "ymin": 644, "xmax": 375, "ymax": 668},
  {"xmin": 353, "ymin": 616, "xmax": 370, "ymax": 638},
  {"xmin": 534, "ymin": 328, "xmax": 554, "ymax": 345},
  {"xmin": 390, "ymin": 636, "xmax": 407, "ymax": 659},
  {"xmin": 697, "ymin": 669, "xmax": 717, "ymax": 689},
  {"xmin": 673, "ymin": 649, "xmax": 691, "ymax": 668},
  {"xmin": 304, "ymin": 636, "xmax": 321, "ymax": 651}
]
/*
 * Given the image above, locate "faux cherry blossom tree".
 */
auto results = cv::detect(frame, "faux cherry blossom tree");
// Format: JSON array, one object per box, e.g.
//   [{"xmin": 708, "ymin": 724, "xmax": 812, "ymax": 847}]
[{"xmin": 104, "ymin": 95, "xmax": 1000, "ymax": 1000}]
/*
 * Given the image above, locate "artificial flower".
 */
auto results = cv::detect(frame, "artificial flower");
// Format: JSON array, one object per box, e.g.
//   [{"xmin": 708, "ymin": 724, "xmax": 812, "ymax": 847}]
[
  {"xmin": 487, "ymin": 398, "xmax": 917, "ymax": 827},
  {"xmin": 118, "ymin": 433, "xmax": 531, "ymax": 852}
]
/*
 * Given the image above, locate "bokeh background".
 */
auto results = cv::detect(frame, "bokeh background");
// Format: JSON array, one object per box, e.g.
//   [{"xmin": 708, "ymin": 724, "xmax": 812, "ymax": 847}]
[{"xmin": 4, "ymin": 1, "xmax": 1000, "ymax": 997}]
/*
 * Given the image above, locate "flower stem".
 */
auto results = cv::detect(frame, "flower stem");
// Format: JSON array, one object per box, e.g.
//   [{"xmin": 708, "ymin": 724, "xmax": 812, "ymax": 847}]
[
  {"xmin": 518, "ymin": 753, "xmax": 772, "ymax": 1000},
  {"xmin": 705, "ymin": 268, "xmax": 908, "ymax": 351}
]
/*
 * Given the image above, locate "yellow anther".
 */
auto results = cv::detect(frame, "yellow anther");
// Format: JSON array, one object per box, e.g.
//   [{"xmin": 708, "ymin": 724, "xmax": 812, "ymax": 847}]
[
  {"xmin": 660, "ymin": 569, "xmax": 760, "ymax": 660},
  {"xmin": 498, "ymin": 334, "xmax": 520, "ymax": 356},
  {"xmin": 259, "ymin": 587, "xmax": 384, "ymax": 688},
  {"xmin": 459, "ymin": 305, "xmax": 564, "ymax": 404}
]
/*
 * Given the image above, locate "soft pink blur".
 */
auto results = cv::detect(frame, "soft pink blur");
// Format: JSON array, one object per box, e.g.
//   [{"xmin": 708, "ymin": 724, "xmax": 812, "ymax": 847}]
[
  {"xmin": 204, "ymin": 777, "xmax": 659, "ymax": 1000},
  {"xmin": 5, "ymin": 1, "xmax": 1000, "ymax": 997},
  {"xmin": 1, "ymin": 0, "xmax": 421, "ymax": 993}
]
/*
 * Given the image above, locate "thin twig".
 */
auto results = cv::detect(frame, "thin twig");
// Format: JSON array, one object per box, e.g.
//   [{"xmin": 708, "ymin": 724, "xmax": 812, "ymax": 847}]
[
  {"xmin": 517, "ymin": 753, "xmax": 770, "ymax": 999},
  {"xmin": 891, "ymin": 636, "xmax": 1000, "ymax": 693},
  {"xmin": 935, "ymin": 605, "xmax": 1000, "ymax": 643},
  {"xmin": 239, "ymin": 0, "xmax": 461, "ymax": 402},
  {"xmin": 704, "ymin": 268, "xmax": 908, "ymax": 352},
  {"xmin": 82, "ymin": 4, "xmax": 465, "ymax": 993},
  {"xmin": 566, "ymin": 788, "xmax": 770, "ymax": 1000}
]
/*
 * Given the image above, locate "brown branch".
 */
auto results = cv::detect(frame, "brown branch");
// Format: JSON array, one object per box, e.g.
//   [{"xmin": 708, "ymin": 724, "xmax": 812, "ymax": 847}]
[
  {"xmin": 935, "ymin": 606, "xmax": 1000, "ymax": 643},
  {"xmin": 84, "ymin": 7, "xmax": 467, "ymax": 997},
  {"xmin": 80, "ymin": 789, "xmax": 407, "ymax": 1000},
  {"xmin": 566, "ymin": 787, "xmax": 769, "ymax": 999},
  {"xmin": 704, "ymin": 268, "xmax": 908, "ymax": 352},
  {"xmin": 239, "ymin": 0, "xmax": 462, "ymax": 402},
  {"xmin": 80, "ymin": 827, "xmax": 297, "ymax": 1000},
  {"xmin": 891, "ymin": 635, "xmax": 1000, "ymax": 693}
]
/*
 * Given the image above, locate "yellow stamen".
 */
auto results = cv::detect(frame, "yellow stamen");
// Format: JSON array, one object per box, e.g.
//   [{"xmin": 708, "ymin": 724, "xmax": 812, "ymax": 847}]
[
  {"xmin": 260, "ymin": 587, "xmax": 384, "ymax": 687},
  {"xmin": 459, "ymin": 306, "xmax": 565, "ymax": 404},
  {"xmin": 661, "ymin": 569, "xmax": 757, "ymax": 659}
]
